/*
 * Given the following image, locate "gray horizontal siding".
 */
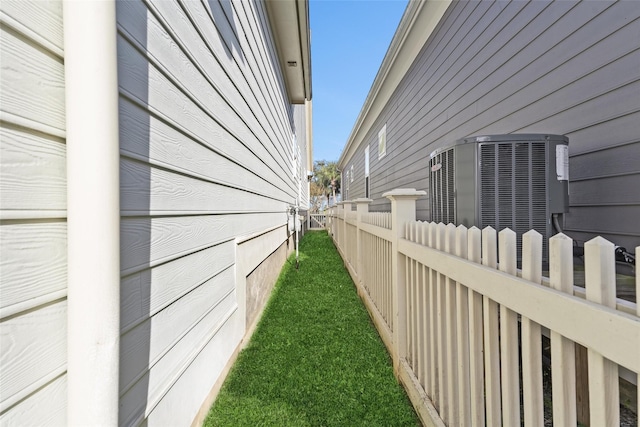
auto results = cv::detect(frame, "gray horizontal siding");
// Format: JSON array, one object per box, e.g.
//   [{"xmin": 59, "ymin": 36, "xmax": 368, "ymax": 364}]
[{"xmin": 343, "ymin": 0, "xmax": 640, "ymax": 249}]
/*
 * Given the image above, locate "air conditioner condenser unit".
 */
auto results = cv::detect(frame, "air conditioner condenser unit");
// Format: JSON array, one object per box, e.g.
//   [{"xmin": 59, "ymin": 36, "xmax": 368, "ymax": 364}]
[{"xmin": 428, "ymin": 134, "xmax": 569, "ymax": 263}]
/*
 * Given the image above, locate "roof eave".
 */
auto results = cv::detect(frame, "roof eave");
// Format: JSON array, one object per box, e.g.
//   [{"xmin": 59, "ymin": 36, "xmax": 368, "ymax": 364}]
[
  {"xmin": 338, "ymin": 0, "xmax": 451, "ymax": 167},
  {"xmin": 265, "ymin": 0, "xmax": 312, "ymax": 104}
]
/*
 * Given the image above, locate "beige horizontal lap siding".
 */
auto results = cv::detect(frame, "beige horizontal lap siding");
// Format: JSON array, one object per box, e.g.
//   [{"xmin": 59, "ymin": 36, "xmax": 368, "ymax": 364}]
[
  {"xmin": 293, "ymin": 104, "xmax": 310, "ymax": 209},
  {"xmin": 0, "ymin": 1, "xmax": 67, "ymax": 425},
  {"xmin": 347, "ymin": 0, "xmax": 639, "ymax": 249},
  {"xmin": 116, "ymin": 0, "xmax": 297, "ymax": 425}
]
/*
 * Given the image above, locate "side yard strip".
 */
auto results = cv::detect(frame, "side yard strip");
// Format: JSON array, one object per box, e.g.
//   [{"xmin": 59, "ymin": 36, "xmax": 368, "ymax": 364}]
[{"xmin": 205, "ymin": 231, "xmax": 419, "ymax": 426}]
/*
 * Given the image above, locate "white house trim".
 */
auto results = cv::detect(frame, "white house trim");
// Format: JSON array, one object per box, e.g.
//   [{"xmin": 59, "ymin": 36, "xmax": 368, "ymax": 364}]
[{"xmin": 64, "ymin": 0, "xmax": 121, "ymax": 424}]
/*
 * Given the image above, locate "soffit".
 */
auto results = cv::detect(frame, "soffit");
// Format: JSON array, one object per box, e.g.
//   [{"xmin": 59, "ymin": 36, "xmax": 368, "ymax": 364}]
[{"xmin": 265, "ymin": 0, "xmax": 312, "ymax": 104}]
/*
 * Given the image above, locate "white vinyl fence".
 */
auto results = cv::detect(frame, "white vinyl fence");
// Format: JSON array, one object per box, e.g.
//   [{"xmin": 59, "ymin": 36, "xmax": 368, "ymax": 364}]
[{"xmin": 326, "ymin": 189, "xmax": 639, "ymax": 427}]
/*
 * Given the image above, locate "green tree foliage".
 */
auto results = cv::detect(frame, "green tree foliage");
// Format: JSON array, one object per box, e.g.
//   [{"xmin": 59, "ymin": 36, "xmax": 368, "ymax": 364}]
[{"xmin": 310, "ymin": 160, "xmax": 340, "ymax": 212}]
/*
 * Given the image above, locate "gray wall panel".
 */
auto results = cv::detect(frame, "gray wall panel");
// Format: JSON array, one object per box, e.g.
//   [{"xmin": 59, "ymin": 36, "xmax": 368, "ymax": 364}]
[{"xmin": 342, "ymin": 0, "xmax": 640, "ymax": 248}]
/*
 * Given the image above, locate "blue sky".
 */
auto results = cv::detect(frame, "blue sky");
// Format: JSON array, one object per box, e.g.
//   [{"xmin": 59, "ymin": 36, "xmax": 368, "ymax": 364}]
[{"xmin": 309, "ymin": 0, "xmax": 408, "ymax": 162}]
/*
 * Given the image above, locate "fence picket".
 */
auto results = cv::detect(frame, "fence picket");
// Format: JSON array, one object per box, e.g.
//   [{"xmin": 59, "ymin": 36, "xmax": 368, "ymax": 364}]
[
  {"xmin": 405, "ymin": 223, "xmax": 412, "ymax": 368},
  {"xmin": 387, "ymin": 235, "xmax": 392, "ymax": 331},
  {"xmin": 549, "ymin": 233, "xmax": 577, "ymax": 426},
  {"xmin": 409, "ymin": 223, "xmax": 417, "ymax": 370},
  {"xmin": 445, "ymin": 223, "xmax": 459, "ymax": 426},
  {"xmin": 435, "ymin": 223, "xmax": 448, "ymax": 420},
  {"xmin": 499, "ymin": 228, "xmax": 520, "ymax": 426},
  {"xmin": 482, "ymin": 226, "xmax": 501, "ymax": 427},
  {"xmin": 455, "ymin": 225, "xmax": 471, "ymax": 426},
  {"xmin": 420, "ymin": 222, "xmax": 429, "ymax": 391},
  {"xmin": 428, "ymin": 222, "xmax": 439, "ymax": 405},
  {"xmin": 585, "ymin": 237, "xmax": 620, "ymax": 426},
  {"xmin": 521, "ymin": 230, "xmax": 544, "ymax": 427},
  {"xmin": 467, "ymin": 226, "xmax": 485, "ymax": 427}
]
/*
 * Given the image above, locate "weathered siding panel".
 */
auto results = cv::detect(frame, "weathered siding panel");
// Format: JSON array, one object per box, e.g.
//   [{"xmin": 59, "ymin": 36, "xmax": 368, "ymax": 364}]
[
  {"xmin": 344, "ymin": 0, "xmax": 640, "ymax": 249},
  {"xmin": 116, "ymin": 0, "xmax": 303, "ymax": 424},
  {"xmin": 0, "ymin": 1, "xmax": 67, "ymax": 423}
]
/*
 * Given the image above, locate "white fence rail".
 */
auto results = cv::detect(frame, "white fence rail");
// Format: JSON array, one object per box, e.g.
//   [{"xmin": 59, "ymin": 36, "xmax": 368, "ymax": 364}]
[{"xmin": 326, "ymin": 191, "xmax": 639, "ymax": 427}]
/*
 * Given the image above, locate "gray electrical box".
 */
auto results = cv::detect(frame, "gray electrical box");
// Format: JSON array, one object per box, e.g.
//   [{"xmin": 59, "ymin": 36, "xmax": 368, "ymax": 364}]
[{"xmin": 428, "ymin": 134, "xmax": 569, "ymax": 263}]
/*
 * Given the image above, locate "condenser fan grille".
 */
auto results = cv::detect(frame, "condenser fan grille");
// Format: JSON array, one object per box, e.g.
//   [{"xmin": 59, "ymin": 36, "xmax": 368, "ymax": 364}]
[
  {"xmin": 429, "ymin": 148, "xmax": 455, "ymax": 224},
  {"xmin": 480, "ymin": 142, "xmax": 548, "ymax": 260}
]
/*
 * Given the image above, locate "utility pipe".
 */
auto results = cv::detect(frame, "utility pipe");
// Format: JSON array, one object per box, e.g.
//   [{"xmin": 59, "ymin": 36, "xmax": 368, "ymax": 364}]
[{"xmin": 64, "ymin": 1, "xmax": 121, "ymax": 424}]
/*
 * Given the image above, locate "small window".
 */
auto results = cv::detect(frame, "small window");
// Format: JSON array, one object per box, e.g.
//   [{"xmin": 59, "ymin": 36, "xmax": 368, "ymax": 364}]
[{"xmin": 378, "ymin": 124, "xmax": 387, "ymax": 159}]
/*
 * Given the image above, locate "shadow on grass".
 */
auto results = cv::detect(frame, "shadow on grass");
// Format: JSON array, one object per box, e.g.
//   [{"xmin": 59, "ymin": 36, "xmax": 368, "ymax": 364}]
[{"xmin": 204, "ymin": 231, "xmax": 419, "ymax": 426}]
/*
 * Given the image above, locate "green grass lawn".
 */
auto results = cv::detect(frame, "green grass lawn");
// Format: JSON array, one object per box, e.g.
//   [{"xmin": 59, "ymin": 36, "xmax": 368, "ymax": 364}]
[{"xmin": 204, "ymin": 231, "xmax": 419, "ymax": 426}]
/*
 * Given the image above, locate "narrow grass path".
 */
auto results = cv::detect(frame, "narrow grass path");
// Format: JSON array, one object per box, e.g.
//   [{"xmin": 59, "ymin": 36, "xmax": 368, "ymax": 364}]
[{"xmin": 205, "ymin": 231, "xmax": 419, "ymax": 426}]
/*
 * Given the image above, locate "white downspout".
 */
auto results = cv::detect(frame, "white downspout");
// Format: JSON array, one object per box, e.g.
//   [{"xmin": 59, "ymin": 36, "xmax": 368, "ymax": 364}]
[{"xmin": 64, "ymin": 1, "xmax": 120, "ymax": 425}]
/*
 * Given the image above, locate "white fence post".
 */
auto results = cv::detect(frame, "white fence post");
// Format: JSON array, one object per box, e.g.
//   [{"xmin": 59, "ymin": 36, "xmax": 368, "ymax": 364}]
[
  {"xmin": 384, "ymin": 189, "xmax": 425, "ymax": 374},
  {"xmin": 585, "ymin": 236, "xmax": 619, "ymax": 426}
]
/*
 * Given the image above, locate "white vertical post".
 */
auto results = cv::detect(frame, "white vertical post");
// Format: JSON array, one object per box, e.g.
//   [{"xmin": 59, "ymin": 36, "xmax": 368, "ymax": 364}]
[
  {"xmin": 499, "ymin": 229, "xmax": 520, "ymax": 426},
  {"xmin": 408, "ymin": 223, "xmax": 416, "ymax": 371},
  {"xmin": 419, "ymin": 222, "xmax": 429, "ymax": 390},
  {"xmin": 428, "ymin": 222, "xmax": 439, "ymax": 404},
  {"xmin": 549, "ymin": 233, "xmax": 577, "ymax": 426},
  {"xmin": 637, "ymin": 246, "xmax": 639, "ymax": 427},
  {"xmin": 436, "ymin": 223, "xmax": 448, "ymax": 420},
  {"xmin": 521, "ymin": 230, "xmax": 544, "ymax": 427},
  {"xmin": 467, "ymin": 226, "xmax": 485, "ymax": 427},
  {"xmin": 482, "ymin": 226, "xmax": 501, "ymax": 427},
  {"xmin": 64, "ymin": 0, "xmax": 120, "ymax": 425},
  {"xmin": 455, "ymin": 225, "xmax": 471, "ymax": 426},
  {"xmin": 585, "ymin": 236, "xmax": 619, "ymax": 426},
  {"xmin": 384, "ymin": 189, "xmax": 425, "ymax": 374},
  {"xmin": 444, "ymin": 223, "xmax": 458, "ymax": 426}
]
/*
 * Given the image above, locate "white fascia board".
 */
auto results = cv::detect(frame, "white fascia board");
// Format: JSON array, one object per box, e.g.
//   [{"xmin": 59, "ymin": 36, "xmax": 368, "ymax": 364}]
[{"xmin": 338, "ymin": 0, "xmax": 451, "ymax": 168}]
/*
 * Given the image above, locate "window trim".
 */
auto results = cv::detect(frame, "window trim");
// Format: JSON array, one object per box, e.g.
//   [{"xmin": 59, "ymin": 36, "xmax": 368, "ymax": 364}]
[
  {"xmin": 365, "ymin": 145, "xmax": 370, "ymax": 198},
  {"xmin": 378, "ymin": 124, "xmax": 387, "ymax": 159}
]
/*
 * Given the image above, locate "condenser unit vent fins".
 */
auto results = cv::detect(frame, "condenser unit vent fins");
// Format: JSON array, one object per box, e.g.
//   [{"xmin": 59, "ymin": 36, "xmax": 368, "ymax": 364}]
[
  {"xmin": 479, "ymin": 141, "xmax": 549, "ymax": 260},
  {"xmin": 429, "ymin": 148, "xmax": 455, "ymax": 224}
]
